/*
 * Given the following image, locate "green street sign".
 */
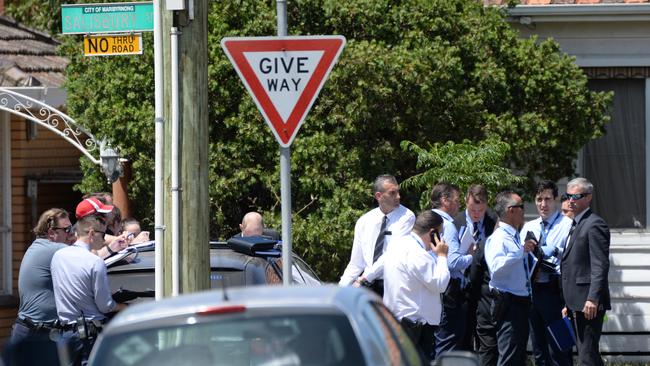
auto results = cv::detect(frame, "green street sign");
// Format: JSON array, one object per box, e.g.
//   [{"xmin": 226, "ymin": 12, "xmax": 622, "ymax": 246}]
[{"xmin": 61, "ymin": 2, "xmax": 153, "ymax": 35}]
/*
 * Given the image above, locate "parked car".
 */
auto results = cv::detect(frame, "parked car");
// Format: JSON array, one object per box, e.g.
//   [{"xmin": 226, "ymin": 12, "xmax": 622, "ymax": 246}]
[
  {"xmin": 88, "ymin": 285, "xmax": 423, "ymax": 366},
  {"xmin": 105, "ymin": 237, "xmax": 321, "ymax": 300}
]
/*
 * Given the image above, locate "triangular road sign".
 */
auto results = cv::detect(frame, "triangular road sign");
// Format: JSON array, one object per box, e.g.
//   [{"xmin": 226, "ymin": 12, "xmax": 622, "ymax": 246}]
[{"xmin": 221, "ymin": 36, "xmax": 346, "ymax": 147}]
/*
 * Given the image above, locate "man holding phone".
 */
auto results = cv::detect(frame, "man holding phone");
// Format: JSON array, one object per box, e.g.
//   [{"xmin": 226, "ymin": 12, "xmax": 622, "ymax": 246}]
[
  {"xmin": 520, "ymin": 180, "xmax": 573, "ymax": 366},
  {"xmin": 383, "ymin": 210, "xmax": 450, "ymax": 363}
]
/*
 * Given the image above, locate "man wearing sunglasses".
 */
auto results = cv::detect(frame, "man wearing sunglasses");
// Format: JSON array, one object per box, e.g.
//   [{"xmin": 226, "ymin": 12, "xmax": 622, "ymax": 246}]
[
  {"xmin": 561, "ymin": 178, "xmax": 610, "ymax": 366},
  {"xmin": 484, "ymin": 191, "xmax": 535, "ymax": 366},
  {"xmin": 9, "ymin": 208, "xmax": 75, "ymax": 344}
]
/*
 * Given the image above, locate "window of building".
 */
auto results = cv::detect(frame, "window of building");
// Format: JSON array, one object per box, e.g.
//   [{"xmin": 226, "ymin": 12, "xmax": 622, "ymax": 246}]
[{"xmin": 584, "ymin": 79, "xmax": 646, "ymax": 228}]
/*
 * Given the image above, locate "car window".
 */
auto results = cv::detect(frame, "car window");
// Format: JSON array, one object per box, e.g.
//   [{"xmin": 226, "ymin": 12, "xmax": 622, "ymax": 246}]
[
  {"xmin": 92, "ymin": 313, "xmax": 364, "ymax": 366},
  {"xmin": 271, "ymin": 257, "xmax": 321, "ymax": 285},
  {"xmin": 211, "ymin": 269, "xmax": 246, "ymax": 287},
  {"xmin": 371, "ymin": 302, "xmax": 422, "ymax": 366},
  {"xmin": 360, "ymin": 301, "xmax": 402, "ymax": 365}
]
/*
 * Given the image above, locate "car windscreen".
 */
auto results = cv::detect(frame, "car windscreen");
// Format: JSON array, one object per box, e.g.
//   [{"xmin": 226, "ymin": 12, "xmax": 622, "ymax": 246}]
[{"xmin": 92, "ymin": 313, "xmax": 364, "ymax": 366}]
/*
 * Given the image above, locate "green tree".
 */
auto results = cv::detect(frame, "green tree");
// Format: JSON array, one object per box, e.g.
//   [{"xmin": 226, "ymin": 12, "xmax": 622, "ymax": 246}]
[
  {"xmin": 13, "ymin": 0, "xmax": 611, "ymax": 282},
  {"xmin": 5, "ymin": 0, "xmax": 63, "ymax": 35}
]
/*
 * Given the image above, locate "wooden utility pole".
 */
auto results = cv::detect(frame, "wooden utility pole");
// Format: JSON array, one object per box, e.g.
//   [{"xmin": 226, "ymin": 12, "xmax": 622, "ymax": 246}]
[{"xmin": 162, "ymin": 0, "xmax": 210, "ymax": 295}]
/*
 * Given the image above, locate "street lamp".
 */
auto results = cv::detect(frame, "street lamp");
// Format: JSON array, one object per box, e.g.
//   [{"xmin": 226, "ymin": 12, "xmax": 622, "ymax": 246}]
[{"xmin": 100, "ymin": 143, "xmax": 123, "ymax": 184}]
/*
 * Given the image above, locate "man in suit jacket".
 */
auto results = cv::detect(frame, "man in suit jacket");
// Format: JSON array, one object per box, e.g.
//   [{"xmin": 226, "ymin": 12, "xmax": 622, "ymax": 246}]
[
  {"xmin": 454, "ymin": 184, "xmax": 498, "ymax": 365},
  {"xmin": 561, "ymin": 177, "xmax": 610, "ymax": 366}
]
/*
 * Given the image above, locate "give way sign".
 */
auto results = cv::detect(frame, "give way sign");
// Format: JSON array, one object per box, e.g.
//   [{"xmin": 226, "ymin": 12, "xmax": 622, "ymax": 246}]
[{"xmin": 221, "ymin": 36, "xmax": 346, "ymax": 147}]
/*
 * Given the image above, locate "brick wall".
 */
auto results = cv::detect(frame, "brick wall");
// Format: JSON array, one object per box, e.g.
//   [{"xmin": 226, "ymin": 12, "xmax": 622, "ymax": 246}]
[{"xmin": 0, "ymin": 113, "xmax": 82, "ymax": 345}]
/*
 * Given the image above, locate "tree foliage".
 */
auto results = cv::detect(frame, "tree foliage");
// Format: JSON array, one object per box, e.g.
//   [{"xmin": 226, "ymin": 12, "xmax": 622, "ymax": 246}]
[
  {"xmin": 5, "ymin": 0, "xmax": 62, "ymax": 35},
  {"xmin": 12, "ymin": 0, "xmax": 611, "ymax": 282},
  {"xmin": 401, "ymin": 138, "xmax": 525, "ymax": 208}
]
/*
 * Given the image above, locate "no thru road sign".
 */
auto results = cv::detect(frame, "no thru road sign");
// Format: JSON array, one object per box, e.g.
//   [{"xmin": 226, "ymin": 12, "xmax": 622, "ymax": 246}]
[
  {"xmin": 84, "ymin": 34, "xmax": 143, "ymax": 56},
  {"xmin": 221, "ymin": 36, "xmax": 346, "ymax": 147}
]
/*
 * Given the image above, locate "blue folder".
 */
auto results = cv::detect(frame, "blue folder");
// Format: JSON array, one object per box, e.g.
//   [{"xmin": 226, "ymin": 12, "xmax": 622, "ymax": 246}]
[{"xmin": 546, "ymin": 316, "xmax": 576, "ymax": 351}]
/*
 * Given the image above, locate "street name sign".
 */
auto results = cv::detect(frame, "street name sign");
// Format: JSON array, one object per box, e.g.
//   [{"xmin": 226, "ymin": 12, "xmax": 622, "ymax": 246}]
[
  {"xmin": 61, "ymin": 2, "xmax": 153, "ymax": 35},
  {"xmin": 221, "ymin": 36, "xmax": 346, "ymax": 147},
  {"xmin": 83, "ymin": 34, "xmax": 143, "ymax": 56}
]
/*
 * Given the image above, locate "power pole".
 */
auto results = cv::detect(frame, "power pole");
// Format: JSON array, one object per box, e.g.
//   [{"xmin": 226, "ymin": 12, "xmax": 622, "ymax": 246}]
[{"xmin": 162, "ymin": 0, "xmax": 210, "ymax": 296}]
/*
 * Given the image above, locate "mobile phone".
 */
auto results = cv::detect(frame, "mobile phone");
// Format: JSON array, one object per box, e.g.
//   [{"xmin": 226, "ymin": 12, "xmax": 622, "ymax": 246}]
[
  {"xmin": 125, "ymin": 232, "xmax": 135, "ymax": 240},
  {"xmin": 430, "ymin": 229, "xmax": 441, "ymax": 246},
  {"xmin": 525, "ymin": 231, "xmax": 538, "ymax": 245}
]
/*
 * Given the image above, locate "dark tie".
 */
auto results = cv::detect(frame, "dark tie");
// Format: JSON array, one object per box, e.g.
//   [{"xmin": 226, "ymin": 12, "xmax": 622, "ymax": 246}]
[
  {"xmin": 565, "ymin": 219, "xmax": 577, "ymax": 251},
  {"xmin": 472, "ymin": 221, "xmax": 480, "ymax": 242},
  {"xmin": 540, "ymin": 220, "xmax": 549, "ymax": 246},
  {"xmin": 373, "ymin": 215, "xmax": 388, "ymax": 263}
]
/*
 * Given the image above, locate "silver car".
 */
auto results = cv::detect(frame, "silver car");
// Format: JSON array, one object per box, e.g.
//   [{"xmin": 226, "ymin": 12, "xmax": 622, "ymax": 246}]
[{"xmin": 88, "ymin": 285, "xmax": 423, "ymax": 366}]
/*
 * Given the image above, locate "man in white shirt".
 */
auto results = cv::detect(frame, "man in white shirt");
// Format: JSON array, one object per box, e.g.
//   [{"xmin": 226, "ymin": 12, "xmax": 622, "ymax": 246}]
[
  {"xmin": 384, "ymin": 210, "xmax": 450, "ymax": 362},
  {"xmin": 51, "ymin": 215, "xmax": 127, "ymax": 363},
  {"xmin": 339, "ymin": 175, "xmax": 415, "ymax": 296}
]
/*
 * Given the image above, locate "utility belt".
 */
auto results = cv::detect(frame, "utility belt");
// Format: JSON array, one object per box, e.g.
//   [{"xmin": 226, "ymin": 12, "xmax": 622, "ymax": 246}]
[
  {"xmin": 61, "ymin": 318, "xmax": 106, "ymax": 339},
  {"xmin": 16, "ymin": 316, "xmax": 61, "ymax": 332},
  {"xmin": 489, "ymin": 289, "xmax": 531, "ymax": 324}
]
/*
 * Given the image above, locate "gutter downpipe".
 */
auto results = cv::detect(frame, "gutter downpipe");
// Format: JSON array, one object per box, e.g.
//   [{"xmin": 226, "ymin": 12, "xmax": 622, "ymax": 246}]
[
  {"xmin": 170, "ymin": 26, "xmax": 180, "ymax": 297},
  {"xmin": 153, "ymin": 0, "xmax": 165, "ymax": 301}
]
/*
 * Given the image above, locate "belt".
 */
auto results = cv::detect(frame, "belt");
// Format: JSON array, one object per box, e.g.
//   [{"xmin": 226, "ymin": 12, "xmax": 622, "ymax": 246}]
[
  {"xmin": 16, "ymin": 317, "xmax": 60, "ymax": 331},
  {"xmin": 61, "ymin": 323, "xmax": 78, "ymax": 332},
  {"xmin": 511, "ymin": 294, "xmax": 532, "ymax": 305}
]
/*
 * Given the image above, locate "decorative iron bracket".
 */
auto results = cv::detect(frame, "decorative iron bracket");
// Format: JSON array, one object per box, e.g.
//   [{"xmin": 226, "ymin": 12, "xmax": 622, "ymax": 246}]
[{"xmin": 0, "ymin": 87, "xmax": 122, "ymax": 183}]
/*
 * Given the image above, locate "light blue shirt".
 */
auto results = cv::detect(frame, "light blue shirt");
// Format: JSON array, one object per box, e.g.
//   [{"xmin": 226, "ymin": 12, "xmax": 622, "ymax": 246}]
[
  {"xmin": 520, "ymin": 210, "xmax": 572, "ymax": 282},
  {"xmin": 433, "ymin": 209, "xmax": 468, "ymax": 279},
  {"xmin": 51, "ymin": 240, "xmax": 117, "ymax": 323},
  {"xmin": 485, "ymin": 222, "xmax": 529, "ymax": 297}
]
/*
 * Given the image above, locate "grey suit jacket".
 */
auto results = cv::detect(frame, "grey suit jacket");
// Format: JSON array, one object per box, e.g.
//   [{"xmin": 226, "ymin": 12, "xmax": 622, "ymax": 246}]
[{"xmin": 561, "ymin": 209, "xmax": 611, "ymax": 311}]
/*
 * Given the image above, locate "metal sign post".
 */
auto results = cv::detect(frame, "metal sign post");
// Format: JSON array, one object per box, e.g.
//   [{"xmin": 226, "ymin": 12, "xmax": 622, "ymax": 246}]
[{"xmin": 221, "ymin": 5, "xmax": 345, "ymax": 286}]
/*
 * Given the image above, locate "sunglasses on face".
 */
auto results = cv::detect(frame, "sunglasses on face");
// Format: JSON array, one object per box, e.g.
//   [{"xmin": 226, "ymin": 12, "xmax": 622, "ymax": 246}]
[
  {"xmin": 52, "ymin": 225, "xmax": 73, "ymax": 234},
  {"xmin": 561, "ymin": 193, "xmax": 590, "ymax": 201}
]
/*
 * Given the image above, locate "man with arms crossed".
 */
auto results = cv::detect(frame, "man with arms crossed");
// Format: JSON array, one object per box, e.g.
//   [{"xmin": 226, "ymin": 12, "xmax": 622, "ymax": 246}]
[
  {"xmin": 10, "ymin": 209, "xmax": 74, "ymax": 343},
  {"xmin": 561, "ymin": 178, "xmax": 610, "ymax": 366},
  {"xmin": 384, "ymin": 210, "xmax": 450, "ymax": 362},
  {"xmin": 340, "ymin": 175, "xmax": 415, "ymax": 296},
  {"xmin": 521, "ymin": 180, "xmax": 573, "ymax": 366},
  {"xmin": 485, "ymin": 191, "xmax": 535, "ymax": 366}
]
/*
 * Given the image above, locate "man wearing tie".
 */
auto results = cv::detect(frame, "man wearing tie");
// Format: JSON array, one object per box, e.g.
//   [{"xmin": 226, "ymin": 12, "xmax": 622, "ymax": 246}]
[
  {"xmin": 431, "ymin": 182, "xmax": 473, "ymax": 357},
  {"xmin": 485, "ymin": 191, "xmax": 535, "ymax": 366},
  {"xmin": 561, "ymin": 178, "xmax": 610, "ymax": 366},
  {"xmin": 454, "ymin": 185, "xmax": 498, "ymax": 364},
  {"xmin": 339, "ymin": 174, "xmax": 415, "ymax": 296},
  {"xmin": 521, "ymin": 180, "xmax": 573, "ymax": 366}
]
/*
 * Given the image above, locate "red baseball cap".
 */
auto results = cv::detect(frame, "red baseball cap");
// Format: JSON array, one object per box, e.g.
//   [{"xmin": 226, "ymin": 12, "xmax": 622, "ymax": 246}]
[{"xmin": 75, "ymin": 197, "xmax": 114, "ymax": 219}]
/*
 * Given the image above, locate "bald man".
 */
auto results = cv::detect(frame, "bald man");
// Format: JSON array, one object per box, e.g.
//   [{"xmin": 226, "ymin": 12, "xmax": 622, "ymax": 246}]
[{"xmin": 240, "ymin": 212, "xmax": 264, "ymax": 237}]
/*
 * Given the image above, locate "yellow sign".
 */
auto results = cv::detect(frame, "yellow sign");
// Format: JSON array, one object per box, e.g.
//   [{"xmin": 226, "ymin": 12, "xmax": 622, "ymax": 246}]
[{"xmin": 83, "ymin": 34, "xmax": 142, "ymax": 56}]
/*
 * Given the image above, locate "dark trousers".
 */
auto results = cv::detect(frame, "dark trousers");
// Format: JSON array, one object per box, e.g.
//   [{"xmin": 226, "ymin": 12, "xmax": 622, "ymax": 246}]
[
  {"xmin": 369, "ymin": 279, "xmax": 384, "ymax": 297},
  {"xmin": 530, "ymin": 281, "xmax": 573, "ymax": 366},
  {"xmin": 400, "ymin": 318, "xmax": 437, "ymax": 363},
  {"xmin": 493, "ymin": 293, "xmax": 530, "ymax": 366},
  {"xmin": 4, "ymin": 323, "xmax": 61, "ymax": 366},
  {"xmin": 571, "ymin": 309, "xmax": 605, "ymax": 366},
  {"xmin": 434, "ymin": 278, "xmax": 466, "ymax": 358},
  {"xmin": 476, "ymin": 288, "xmax": 498, "ymax": 366},
  {"xmin": 461, "ymin": 296, "xmax": 478, "ymax": 351}
]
